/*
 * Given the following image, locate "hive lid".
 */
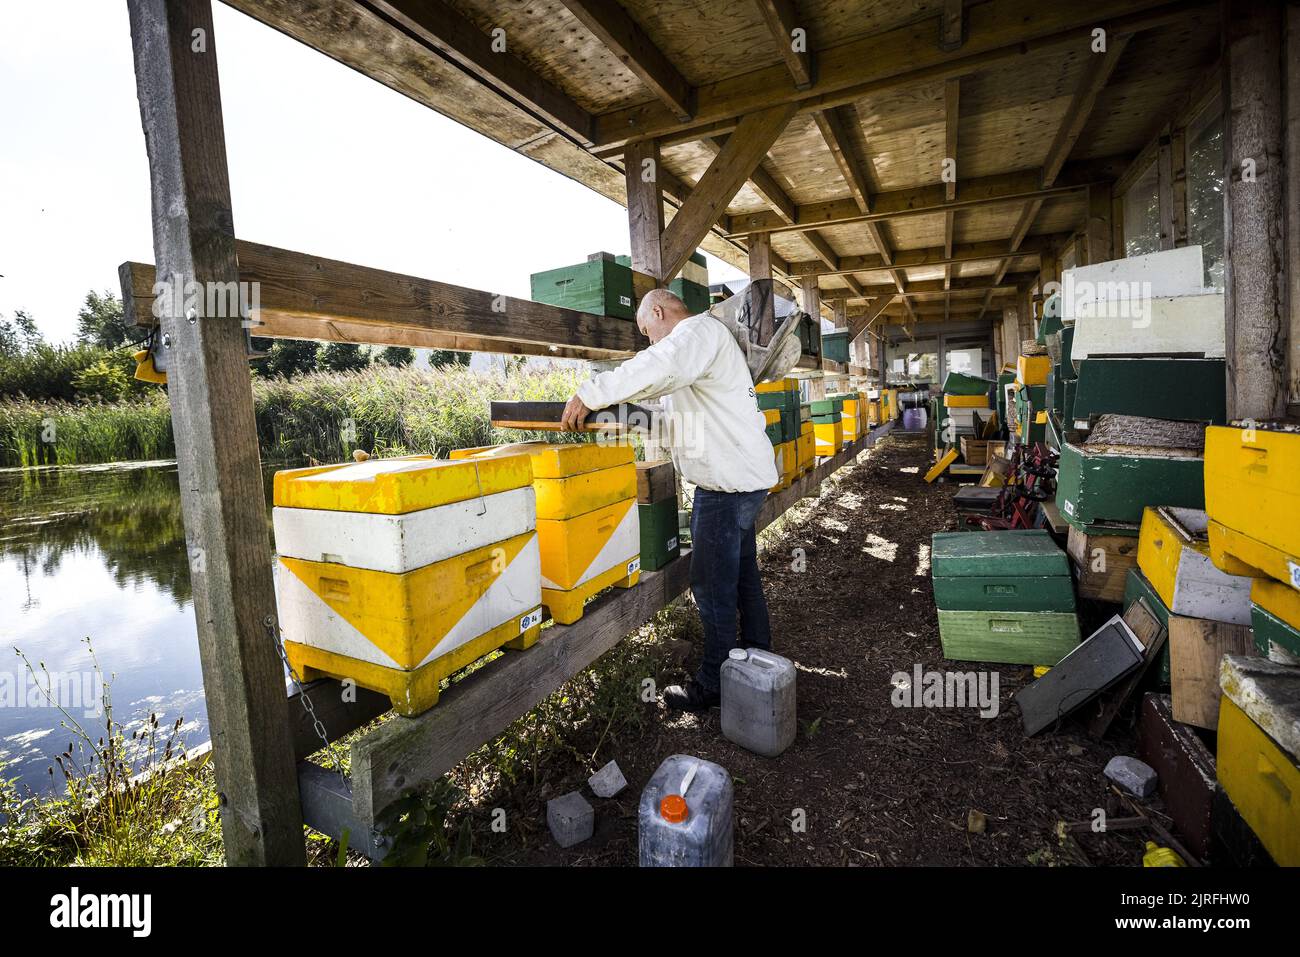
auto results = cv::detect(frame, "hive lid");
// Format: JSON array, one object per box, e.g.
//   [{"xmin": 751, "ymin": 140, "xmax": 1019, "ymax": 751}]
[
  {"xmin": 931, "ymin": 529, "xmax": 1071, "ymax": 578},
  {"xmin": 273, "ymin": 454, "xmax": 533, "ymax": 514},
  {"xmin": 451, "ymin": 440, "xmax": 633, "ymax": 477}
]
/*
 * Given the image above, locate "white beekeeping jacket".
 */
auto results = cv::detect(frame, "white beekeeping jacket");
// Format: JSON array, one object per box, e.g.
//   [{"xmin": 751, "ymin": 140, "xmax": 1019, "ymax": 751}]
[{"xmin": 576, "ymin": 314, "xmax": 779, "ymax": 493}]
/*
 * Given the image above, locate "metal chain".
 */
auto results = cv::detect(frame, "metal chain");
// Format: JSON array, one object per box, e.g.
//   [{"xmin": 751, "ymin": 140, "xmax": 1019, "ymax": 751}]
[{"xmin": 264, "ymin": 615, "xmax": 349, "ymax": 788}]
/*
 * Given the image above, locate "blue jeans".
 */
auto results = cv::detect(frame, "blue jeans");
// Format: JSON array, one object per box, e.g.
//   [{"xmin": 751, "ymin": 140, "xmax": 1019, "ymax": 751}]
[{"xmin": 689, "ymin": 487, "xmax": 772, "ymax": 693}]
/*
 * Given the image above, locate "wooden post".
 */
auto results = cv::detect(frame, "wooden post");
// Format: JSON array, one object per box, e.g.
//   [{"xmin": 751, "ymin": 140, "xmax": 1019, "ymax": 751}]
[
  {"xmin": 748, "ymin": 231, "xmax": 772, "ymax": 281},
  {"xmin": 1157, "ymin": 131, "xmax": 1176, "ymax": 251},
  {"xmin": 800, "ymin": 275, "xmax": 821, "ymax": 322},
  {"xmin": 832, "ymin": 298, "xmax": 847, "ymax": 331},
  {"xmin": 1085, "ymin": 184, "xmax": 1114, "ymax": 265},
  {"xmin": 625, "ymin": 137, "xmax": 664, "ymax": 293},
  {"xmin": 127, "ymin": 0, "xmax": 304, "ymax": 865},
  {"xmin": 1222, "ymin": 0, "xmax": 1289, "ymax": 421},
  {"xmin": 1017, "ymin": 287, "xmax": 1034, "ymax": 346},
  {"xmin": 1286, "ymin": 2, "xmax": 1300, "ymax": 410}
]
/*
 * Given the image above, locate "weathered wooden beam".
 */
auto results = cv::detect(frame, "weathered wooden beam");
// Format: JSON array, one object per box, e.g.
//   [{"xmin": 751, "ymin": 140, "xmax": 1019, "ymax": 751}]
[
  {"xmin": 754, "ymin": 0, "xmax": 814, "ymax": 89},
  {"xmin": 122, "ymin": 240, "xmax": 647, "ymax": 359},
  {"xmin": 748, "ymin": 231, "xmax": 773, "ymax": 280},
  {"xmin": 848, "ymin": 294, "xmax": 895, "ymax": 342},
  {"xmin": 1222, "ymin": 0, "xmax": 1289, "ymax": 420},
  {"xmin": 625, "ymin": 137, "xmax": 666, "ymax": 286},
  {"xmin": 1287, "ymin": 2, "xmax": 1300, "ymax": 409},
  {"xmin": 661, "ymin": 102, "xmax": 797, "ymax": 281},
  {"xmin": 940, "ymin": 0, "xmax": 965, "ymax": 51},
  {"xmin": 944, "ymin": 77, "xmax": 961, "ymax": 203},
  {"xmin": 786, "ymin": 234, "xmax": 1061, "ymax": 278},
  {"xmin": 1084, "ymin": 184, "xmax": 1114, "ymax": 265},
  {"xmin": 803, "ymin": 229, "xmax": 840, "ymax": 271},
  {"xmin": 1041, "ymin": 33, "xmax": 1132, "ymax": 187},
  {"xmin": 559, "ymin": 0, "xmax": 693, "ymax": 121},
  {"xmin": 126, "ymin": 0, "xmax": 304, "ymax": 866},
  {"xmin": 365, "ymin": 0, "xmax": 593, "ymax": 143},
  {"xmin": 704, "ymin": 137, "xmax": 799, "ymax": 225},
  {"xmin": 814, "ymin": 106, "xmax": 874, "ymax": 214},
  {"xmin": 592, "ymin": 0, "xmax": 1206, "ymax": 150},
  {"xmin": 800, "ymin": 274, "xmax": 822, "ymax": 321},
  {"xmin": 725, "ymin": 161, "xmax": 1119, "ymax": 237}
]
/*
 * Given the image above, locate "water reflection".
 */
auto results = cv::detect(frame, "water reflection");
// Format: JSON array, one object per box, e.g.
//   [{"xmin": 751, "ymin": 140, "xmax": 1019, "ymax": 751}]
[{"xmin": 0, "ymin": 460, "xmax": 278, "ymax": 794}]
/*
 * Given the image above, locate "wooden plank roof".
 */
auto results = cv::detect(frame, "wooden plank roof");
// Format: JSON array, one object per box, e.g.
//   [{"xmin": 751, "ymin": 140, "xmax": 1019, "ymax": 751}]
[{"xmin": 223, "ymin": 0, "xmax": 1220, "ymax": 323}]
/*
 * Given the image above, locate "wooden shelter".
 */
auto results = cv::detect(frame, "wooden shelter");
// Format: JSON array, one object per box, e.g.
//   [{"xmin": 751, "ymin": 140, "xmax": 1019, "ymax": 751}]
[{"xmin": 121, "ymin": 0, "xmax": 1298, "ymax": 864}]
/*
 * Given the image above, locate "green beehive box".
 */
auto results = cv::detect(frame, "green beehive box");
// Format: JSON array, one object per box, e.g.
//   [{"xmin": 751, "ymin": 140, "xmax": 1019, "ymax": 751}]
[
  {"xmin": 1047, "ymin": 367, "xmax": 1064, "ymax": 415},
  {"xmin": 638, "ymin": 498, "xmax": 680, "ymax": 571},
  {"xmin": 811, "ymin": 397, "xmax": 844, "ymax": 416},
  {"xmin": 780, "ymin": 407, "xmax": 799, "ymax": 442},
  {"xmin": 765, "ymin": 420, "xmax": 783, "ymax": 444},
  {"xmin": 618, "ymin": 252, "xmax": 710, "ymax": 314},
  {"xmin": 799, "ymin": 402, "xmax": 812, "ymax": 424},
  {"xmin": 931, "ymin": 530, "xmax": 1075, "ymax": 612},
  {"xmin": 1123, "ymin": 567, "xmax": 1173, "ymax": 685},
  {"xmin": 943, "ymin": 371, "xmax": 995, "ymax": 397},
  {"xmin": 937, "ymin": 610, "xmax": 1081, "ymax": 666},
  {"xmin": 1252, "ymin": 603, "xmax": 1300, "ymax": 659},
  {"xmin": 1062, "ymin": 378, "xmax": 1078, "ymax": 427},
  {"xmin": 1071, "ymin": 358, "xmax": 1226, "ymax": 426},
  {"xmin": 822, "ymin": 330, "xmax": 849, "ymax": 364},
  {"xmin": 1014, "ymin": 386, "xmax": 1048, "ymax": 443},
  {"xmin": 1056, "ymin": 417, "xmax": 1206, "ymax": 528},
  {"xmin": 1059, "ymin": 326, "xmax": 1077, "ymax": 380},
  {"xmin": 531, "ymin": 255, "xmax": 635, "ymax": 319}
]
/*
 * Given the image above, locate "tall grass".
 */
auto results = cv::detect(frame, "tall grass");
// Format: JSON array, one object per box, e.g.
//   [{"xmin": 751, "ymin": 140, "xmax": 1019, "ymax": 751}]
[{"xmin": 0, "ymin": 362, "xmax": 589, "ymax": 467}]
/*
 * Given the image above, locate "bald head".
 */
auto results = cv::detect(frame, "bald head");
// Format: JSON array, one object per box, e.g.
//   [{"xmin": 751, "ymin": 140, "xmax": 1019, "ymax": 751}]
[{"xmin": 636, "ymin": 288, "xmax": 691, "ymax": 344}]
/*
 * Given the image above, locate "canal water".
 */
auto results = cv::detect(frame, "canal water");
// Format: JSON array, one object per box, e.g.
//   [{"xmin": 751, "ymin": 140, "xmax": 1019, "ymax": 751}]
[{"xmin": 0, "ymin": 460, "xmax": 285, "ymax": 795}]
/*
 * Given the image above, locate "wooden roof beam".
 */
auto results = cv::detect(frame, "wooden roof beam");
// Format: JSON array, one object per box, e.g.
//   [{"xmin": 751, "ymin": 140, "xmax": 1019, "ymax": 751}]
[
  {"xmin": 366, "ymin": 0, "xmax": 594, "ymax": 144},
  {"xmin": 558, "ymin": 0, "xmax": 694, "ymax": 121},
  {"xmin": 701, "ymin": 136, "xmax": 798, "ymax": 224},
  {"xmin": 661, "ymin": 102, "xmax": 797, "ymax": 281},
  {"xmin": 1041, "ymin": 32, "xmax": 1133, "ymax": 188},
  {"xmin": 753, "ymin": 0, "xmax": 814, "ymax": 89},
  {"xmin": 848, "ymin": 294, "xmax": 896, "ymax": 342},
  {"xmin": 786, "ymin": 234, "xmax": 1063, "ymax": 278},
  {"xmin": 940, "ymin": 0, "xmax": 965, "ymax": 51},
  {"xmin": 944, "ymin": 76, "xmax": 960, "ymax": 318},
  {"xmin": 725, "ymin": 160, "xmax": 1123, "ymax": 237},
  {"xmin": 591, "ymin": 0, "xmax": 1206, "ymax": 150},
  {"xmin": 121, "ymin": 240, "xmax": 646, "ymax": 360}
]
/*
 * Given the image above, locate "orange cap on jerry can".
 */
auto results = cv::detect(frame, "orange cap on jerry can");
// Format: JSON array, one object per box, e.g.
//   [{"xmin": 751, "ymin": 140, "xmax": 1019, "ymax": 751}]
[{"xmin": 659, "ymin": 794, "xmax": 689, "ymax": 823}]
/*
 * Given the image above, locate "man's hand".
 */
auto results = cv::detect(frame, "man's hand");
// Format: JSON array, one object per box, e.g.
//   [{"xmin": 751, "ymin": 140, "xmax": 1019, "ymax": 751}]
[{"xmin": 560, "ymin": 394, "xmax": 591, "ymax": 431}]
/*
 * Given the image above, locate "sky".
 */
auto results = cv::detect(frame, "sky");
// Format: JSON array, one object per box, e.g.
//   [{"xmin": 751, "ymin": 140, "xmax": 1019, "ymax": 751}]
[{"xmin": 0, "ymin": 1, "xmax": 744, "ymax": 346}]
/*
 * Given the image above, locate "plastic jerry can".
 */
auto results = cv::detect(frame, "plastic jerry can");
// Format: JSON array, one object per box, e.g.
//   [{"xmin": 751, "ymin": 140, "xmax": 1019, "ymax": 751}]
[
  {"xmin": 720, "ymin": 648, "xmax": 797, "ymax": 757},
  {"xmin": 638, "ymin": 755, "xmax": 733, "ymax": 867}
]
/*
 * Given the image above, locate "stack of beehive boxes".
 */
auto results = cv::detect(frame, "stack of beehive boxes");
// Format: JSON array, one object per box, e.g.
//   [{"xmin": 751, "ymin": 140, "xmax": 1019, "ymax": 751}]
[
  {"xmin": 829, "ymin": 391, "xmax": 860, "ymax": 443},
  {"xmin": 1012, "ymin": 348, "xmax": 1050, "ymax": 446},
  {"xmin": 272, "ymin": 455, "xmax": 544, "ymax": 716},
  {"xmin": 757, "ymin": 378, "xmax": 801, "ymax": 492},
  {"xmin": 811, "ymin": 397, "xmax": 844, "ymax": 456},
  {"xmin": 931, "ymin": 530, "xmax": 1080, "ymax": 666},
  {"xmin": 1202, "ymin": 423, "xmax": 1300, "ymax": 865},
  {"xmin": 635, "ymin": 459, "xmax": 679, "ymax": 571},
  {"xmin": 453, "ymin": 442, "xmax": 640, "ymax": 624}
]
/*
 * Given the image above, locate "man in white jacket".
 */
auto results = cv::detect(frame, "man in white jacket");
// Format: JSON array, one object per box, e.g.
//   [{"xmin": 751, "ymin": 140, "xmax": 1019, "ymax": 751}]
[{"xmin": 561, "ymin": 288, "xmax": 779, "ymax": 712}]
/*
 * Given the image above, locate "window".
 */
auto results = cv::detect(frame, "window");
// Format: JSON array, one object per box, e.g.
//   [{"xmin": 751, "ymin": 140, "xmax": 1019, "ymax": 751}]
[
  {"xmin": 1186, "ymin": 100, "xmax": 1225, "ymax": 289},
  {"xmin": 1123, "ymin": 161, "xmax": 1160, "ymax": 257}
]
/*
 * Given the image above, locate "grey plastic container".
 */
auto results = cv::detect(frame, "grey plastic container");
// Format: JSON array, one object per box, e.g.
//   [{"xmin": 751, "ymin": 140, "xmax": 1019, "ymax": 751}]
[
  {"xmin": 720, "ymin": 648, "xmax": 797, "ymax": 757},
  {"xmin": 638, "ymin": 754, "xmax": 733, "ymax": 867}
]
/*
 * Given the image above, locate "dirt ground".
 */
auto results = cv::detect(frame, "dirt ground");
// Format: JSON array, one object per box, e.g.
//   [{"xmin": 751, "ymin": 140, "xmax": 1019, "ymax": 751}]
[{"xmin": 486, "ymin": 431, "xmax": 1153, "ymax": 866}]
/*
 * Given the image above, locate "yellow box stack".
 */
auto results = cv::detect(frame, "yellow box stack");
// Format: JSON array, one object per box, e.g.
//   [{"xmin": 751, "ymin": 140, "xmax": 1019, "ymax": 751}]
[
  {"xmin": 838, "ymin": 396, "xmax": 861, "ymax": 443},
  {"xmin": 797, "ymin": 420, "xmax": 815, "ymax": 475},
  {"xmin": 272, "ymin": 455, "xmax": 544, "ymax": 716},
  {"xmin": 1203, "ymin": 423, "xmax": 1300, "ymax": 864},
  {"xmin": 453, "ymin": 442, "xmax": 640, "ymax": 625}
]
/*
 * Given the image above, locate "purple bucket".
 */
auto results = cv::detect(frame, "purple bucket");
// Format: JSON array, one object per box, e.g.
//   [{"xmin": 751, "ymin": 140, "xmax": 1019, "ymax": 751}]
[{"xmin": 902, "ymin": 407, "xmax": 927, "ymax": 431}]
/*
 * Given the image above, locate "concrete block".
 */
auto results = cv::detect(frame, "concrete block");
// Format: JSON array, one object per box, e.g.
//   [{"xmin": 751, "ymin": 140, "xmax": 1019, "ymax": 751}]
[
  {"xmin": 547, "ymin": 791, "xmax": 594, "ymax": 848},
  {"xmin": 1104, "ymin": 755, "xmax": 1158, "ymax": 799},
  {"xmin": 588, "ymin": 760, "xmax": 627, "ymax": 798}
]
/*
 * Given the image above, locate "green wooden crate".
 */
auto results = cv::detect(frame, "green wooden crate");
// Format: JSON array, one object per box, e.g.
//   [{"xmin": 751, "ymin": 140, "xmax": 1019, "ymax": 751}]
[
  {"xmin": 1124, "ymin": 567, "xmax": 1173, "ymax": 685},
  {"xmin": 1062, "ymin": 377, "xmax": 1077, "ymax": 426},
  {"xmin": 1057, "ymin": 435, "xmax": 1205, "ymax": 527},
  {"xmin": 811, "ymin": 398, "xmax": 844, "ymax": 415},
  {"xmin": 943, "ymin": 371, "xmax": 995, "ymax": 396},
  {"xmin": 670, "ymin": 278, "xmax": 711, "ymax": 314},
  {"xmin": 932, "ymin": 530, "xmax": 1071, "ymax": 578},
  {"xmin": 638, "ymin": 498, "xmax": 680, "ymax": 571},
  {"xmin": 1014, "ymin": 386, "xmax": 1048, "ymax": 444},
  {"xmin": 765, "ymin": 420, "xmax": 783, "ymax": 444},
  {"xmin": 933, "ymin": 576, "xmax": 1076, "ymax": 613},
  {"xmin": 937, "ymin": 610, "xmax": 1081, "ymax": 666},
  {"xmin": 1047, "ymin": 367, "xmax": 1064, "ymax": 415},
  {"xmin": 811, "ymin": 413, "xmax": 840, "ymax": 425},
  {"xmin": 1059, "ymin": 326, "xmax": 1076, "ymax": 380},
  {"xmin": 1252, "ymin": 603, "xmax": 1300, "ymax": 659},
  {"xmin": 1071, "ymin": 358, "xmax": 1226, "ymax": 426},
  {"xmin": 531, "ymin": 257, "xmax": 634, "ymax": 319},
  {"xmin": 822, "ymin": 331, "xmax": 849, "ymax": 364}
]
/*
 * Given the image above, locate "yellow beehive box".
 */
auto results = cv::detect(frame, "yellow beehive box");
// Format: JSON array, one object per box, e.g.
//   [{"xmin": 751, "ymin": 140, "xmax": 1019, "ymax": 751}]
[
  {"xmin": 1217, "ymin": 694, "xmax": 1300, "ymax": 866},
  {"xmin": 274, "ymin": 454, "xmax": 532, "ymax": 514},
  {"xmin": 944, "ymin": 394, "xmax": 991, "ymax": 408},
  {"xmin": 755, "ymin": 378, "xmax": 797, "ymax": 393},
  {"xmin": 814, "ymin": 419, "xmax": 843, "ymax": 456},
  {"xmin": 797, "ymin": 423, "xmax": 815, "ymax": 474},
  {"xmin": 453, "ymin": 442, "xmax": 639, "ymax": 623},
  {"xmin": 867, "ymin": 399, "xmax": 881, "ymax": 425},
  {"xmin": 1017, "ymin": 354, "xmax": 1051, "ymax": 386},
  {"xmin": 1137, "ymin": 507, "xmax": 1253, "ymax": 625},
  {"xmin": 840, "ymin": 398, "xmax": 860, "ymax": 442},
  {"xmin": 1204, "ymin": 425, "xmax": 1300, "ymax": 587},
  {"xmin": 273, "ymin": 455, "xmax": 543, "ymax": 716},
  {"xmin": 779, "ymin": 439, "xmax": 797, "ymax": 488},
  {"xmin": 1253, "ymin": 576, "xmax": 1300, "ymax": 629}
]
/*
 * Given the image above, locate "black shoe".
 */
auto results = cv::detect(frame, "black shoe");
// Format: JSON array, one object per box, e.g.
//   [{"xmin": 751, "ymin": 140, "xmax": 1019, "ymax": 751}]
[{"xmin": 662, "ymin": 680, "xmax": 720, "ymax": 713}]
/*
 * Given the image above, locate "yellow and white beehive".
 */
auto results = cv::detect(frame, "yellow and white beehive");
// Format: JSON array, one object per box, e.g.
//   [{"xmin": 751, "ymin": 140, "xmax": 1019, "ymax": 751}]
[
  {"xmin": 814, "ymin": 418, "xmax": 843, "ymax": 456},
  {"xmin": 797, "ymin": 421, "xmax": 815, "ymax": 475},
  {"xmin": 1136, "ymin": 506, "xmax": 1253, "ymax": 625},
  {"xmin": 772, "ymin": 440, "xmax": 796, "ymax": 492},
  {"xmin": 272, "ymin": 454, "xmax": 543, "ymax": 716},
  {"xmin": 453, "ymin": 442, "xmax": 640, "ymax": 624},
  {"xmin": 839, "ymin": 397, "xmax": 861, "ymax": 443}
]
